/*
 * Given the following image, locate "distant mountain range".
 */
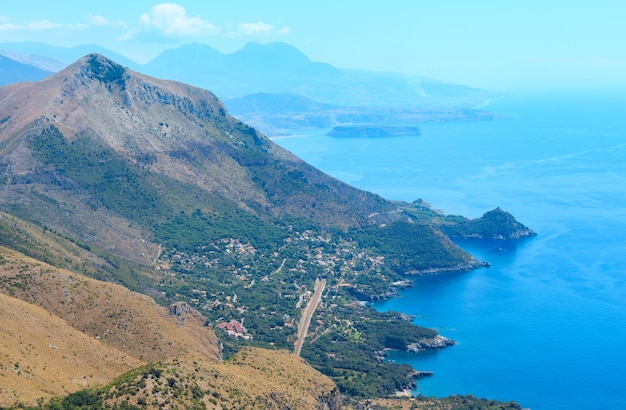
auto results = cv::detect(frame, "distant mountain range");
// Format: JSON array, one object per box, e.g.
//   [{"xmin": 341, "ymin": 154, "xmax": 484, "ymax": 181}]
[
  {"xmin": 141, "ymin": 41, "xmax": 496, "ymax": 107},
  {"xmin": 0, "ymin": 41, "xmax": 503, "ymax": 136},
  {"xmin": 0, "ymin": 41, "xmax": 497, "ymax": 109},
  {"xmin": 0, "ymin": 54, "xmax": 54, "ymax": 86},
  {"xmin": 0, "ymin": 41, "xmax": 140, "ymax": 70}
]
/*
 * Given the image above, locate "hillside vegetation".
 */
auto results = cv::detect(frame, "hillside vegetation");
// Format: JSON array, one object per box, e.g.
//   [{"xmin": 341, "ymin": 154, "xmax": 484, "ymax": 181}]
[{"xmin": 0, "ymin": 54, "xmax": 534, "ymax": 405}]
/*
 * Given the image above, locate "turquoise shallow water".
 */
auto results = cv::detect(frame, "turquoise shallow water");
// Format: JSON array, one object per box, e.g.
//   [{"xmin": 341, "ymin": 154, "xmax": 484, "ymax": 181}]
[{"xmin": 273, "ymin": 93, "xmax": 626, "ymax": 409}]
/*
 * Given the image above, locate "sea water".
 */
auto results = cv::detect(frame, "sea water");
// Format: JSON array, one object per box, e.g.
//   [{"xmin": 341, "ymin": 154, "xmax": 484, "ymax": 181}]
[{"xmin": 272, "ymin": 93, "xmax": 626, "ymax": 409}]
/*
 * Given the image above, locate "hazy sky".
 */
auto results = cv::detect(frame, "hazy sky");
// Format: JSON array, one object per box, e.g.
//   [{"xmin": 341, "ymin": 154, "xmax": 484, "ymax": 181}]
[{"xmin": 1, "ymin": 1, "xmax": 625, "ymax": 92}]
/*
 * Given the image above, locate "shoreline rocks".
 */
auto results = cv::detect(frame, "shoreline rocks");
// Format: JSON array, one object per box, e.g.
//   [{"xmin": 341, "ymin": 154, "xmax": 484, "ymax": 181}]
[
  {"xmin": 406, "ymin": 335, "xmax": 456, "ymax": 353},
  {"xmin": 404, "ymin": 259, "xmax": 490, "ymax": 276}
]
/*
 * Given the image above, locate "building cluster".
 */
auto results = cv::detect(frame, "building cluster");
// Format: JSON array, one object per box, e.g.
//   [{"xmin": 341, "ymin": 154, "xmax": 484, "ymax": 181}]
[{"xmin": 216, "ymin": 319, "xmax": 251, "ymax": 340}]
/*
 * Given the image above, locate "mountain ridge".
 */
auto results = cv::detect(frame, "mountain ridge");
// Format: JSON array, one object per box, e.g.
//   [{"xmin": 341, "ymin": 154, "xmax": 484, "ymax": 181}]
[
  {"xmin": 0, "ymin": 40, "xmax": 497, "ymax": 108},
  {"xmin": 142, "ymin": 41, "xmax": 495, "ymax": 106},
  {"xmin": 0, "ymin": 55, "xmax": 53, "ymax": 86}
]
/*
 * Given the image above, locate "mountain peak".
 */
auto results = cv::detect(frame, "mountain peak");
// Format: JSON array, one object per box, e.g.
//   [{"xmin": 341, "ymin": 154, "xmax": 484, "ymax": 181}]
[
  {"xmin": 73, "ymin": 53, "xmax": 128, "ymax": 85},
  {"xmin": 234, "ymin": 41, "xmax": 311, "ymax": 67}
]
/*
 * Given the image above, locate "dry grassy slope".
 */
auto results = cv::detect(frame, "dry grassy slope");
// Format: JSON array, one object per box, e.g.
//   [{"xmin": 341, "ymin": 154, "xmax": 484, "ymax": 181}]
[
  {"xmin": 0, "ymin": 246, "xmax": 341, "ymax": 409},
  {"xmin": 0, "ymin": 292, "xmax": 142, "ymax": 407},
  {"xmin": 100, "ymin": 348, "xmax": 340, "ymax": 410},
  {"xmin": 0, "ymin": 245, "xmax": 220, "ymax": 364}
]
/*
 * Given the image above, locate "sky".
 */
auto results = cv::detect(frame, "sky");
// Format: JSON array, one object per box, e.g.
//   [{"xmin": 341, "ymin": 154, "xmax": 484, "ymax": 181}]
[{"xmin": 1, "ymin": 1, "xmax": 625, "ymax": 92}]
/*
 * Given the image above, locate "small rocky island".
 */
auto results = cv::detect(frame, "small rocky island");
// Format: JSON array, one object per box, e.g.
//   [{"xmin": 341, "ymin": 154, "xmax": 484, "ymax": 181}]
[{"xmin": 327, "ymin": 125, "xmax": 422, "ymax": 138}]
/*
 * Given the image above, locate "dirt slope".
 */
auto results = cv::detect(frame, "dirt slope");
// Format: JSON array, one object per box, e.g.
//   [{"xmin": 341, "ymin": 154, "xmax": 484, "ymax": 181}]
[
  {"xmin": 0, "ymin": 292, "xmax": 142, "ymax": 406},
  {"xmin": 0, "ymin": 245, "xmax": 220, "ymax": 363}
]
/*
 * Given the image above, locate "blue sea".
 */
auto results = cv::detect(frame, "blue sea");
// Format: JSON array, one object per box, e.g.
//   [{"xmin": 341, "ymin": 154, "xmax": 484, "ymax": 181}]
[{"xmin": 273, "ymin": 93, "xmax": 626, "ymax": 409}]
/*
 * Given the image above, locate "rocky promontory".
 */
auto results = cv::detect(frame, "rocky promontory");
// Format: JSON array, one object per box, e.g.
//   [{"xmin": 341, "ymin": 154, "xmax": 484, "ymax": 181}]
[
  {"xmin": 440, "ymin": 207, "xmax": 537, "ymax": 240},
  {"xmin": 406, "ymin": 335, "xmax": 456, "ymax": 353}
]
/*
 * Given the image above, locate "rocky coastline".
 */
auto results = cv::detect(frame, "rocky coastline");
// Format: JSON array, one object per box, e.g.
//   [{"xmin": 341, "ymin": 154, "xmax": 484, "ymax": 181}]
[
  {"xmin": 375, "ymin": 335, "xmax": 455, "ymax": 394},
  {"xmin": 350, "ymin": 279, "xmax": 415, "ymax": 302},
  {"xmin": 363, "ymin": 209, "xmax": 534, "ymax": 397},
  {"xmin": 406, "ymin": 335, "xmax": 456, "ymax": 353},
  {"xmin": 404, "ymin": 259, "xmax": 490, "ymax": 276}
]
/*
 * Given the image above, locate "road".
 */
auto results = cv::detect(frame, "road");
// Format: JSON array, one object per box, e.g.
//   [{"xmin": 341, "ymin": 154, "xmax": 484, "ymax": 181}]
[{"xmin": 293, "ymin": 278, "xmax": 326, "ymax": 356}]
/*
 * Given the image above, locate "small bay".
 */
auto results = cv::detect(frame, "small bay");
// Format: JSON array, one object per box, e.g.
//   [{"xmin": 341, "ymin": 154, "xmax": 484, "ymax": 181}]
[{"xmin": 273, "ymin": 93, "xmax": 626, "ymax": 409}]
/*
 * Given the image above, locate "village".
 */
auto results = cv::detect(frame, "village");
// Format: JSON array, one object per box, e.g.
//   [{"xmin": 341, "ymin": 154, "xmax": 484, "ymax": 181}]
[{"xmin": 153, "ymin": 228, "xmax": 404, "ymax": 348}]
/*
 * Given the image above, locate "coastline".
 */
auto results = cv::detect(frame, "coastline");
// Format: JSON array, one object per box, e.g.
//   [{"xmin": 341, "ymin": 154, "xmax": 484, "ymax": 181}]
[
  {"xmin": 365, "ymin": 256, "xmax": 493, "ymax": 396},
  {"xmin": 471, "ymin": 96, "xmax": 505, "ymax": 109},
  {"xmin": 379, "ymin": 334, "xmax": 455, "ymax": 396},
  {"xmin": 403, "ymin": 260, "xmax": 490, "ymax": 276}
]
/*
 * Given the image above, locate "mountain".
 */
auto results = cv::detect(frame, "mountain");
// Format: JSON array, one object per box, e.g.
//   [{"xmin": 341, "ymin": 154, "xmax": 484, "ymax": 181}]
[
  {"xmin": 0, "ymin": 54, "xmax": 53, "ymax": 86},
  {"xmin": 0, "ymin": 41, "xmax": 501, "ymax": 133},
  {"xmin": 0, "ymin": 49, "xmax": 65, "ymax": 72},
  {"xmin": 0, "ymin": 42, "xmax": 140, "ymax": 71},
  {"xmin": 143, "ymin": 41, "xmax": 496, "ymax": 107},
  {"xmin": 0, "ymin": 53, "xmax": 402, "ymax": 247},
  {"xmin": 0, "ymin": 53, "xmax": 530, "ymax": 404},
  {"xmin": 0, "ymin": 41, "xmax": 497, "ymax": 108}
]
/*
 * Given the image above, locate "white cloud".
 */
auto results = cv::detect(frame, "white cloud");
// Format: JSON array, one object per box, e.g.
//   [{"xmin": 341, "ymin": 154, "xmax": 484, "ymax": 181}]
[
  {"xmin": 277, "ymin": 26, "xmax": 291, "ymax": 35},
  {"xmin": 86, "ymin": 14, "xmax": 126, "ymax": 28},
  {"xmin": 237, "ymin": 21, "xmax": 274, "ymax": 36},
  {"xmin": 227, "ymin": 21, "xmax": 291, "ymax": 38},
  {"xmin": 122, "ymin": 3, "xmax": 219, "ymax": 41},
  {"xmin": 86, "ymin": 15, "xmax": 110, "ymax": 26},
  {"xmin": 0, "ymin": 18, "xmax": 85, "ymax": 32}
]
